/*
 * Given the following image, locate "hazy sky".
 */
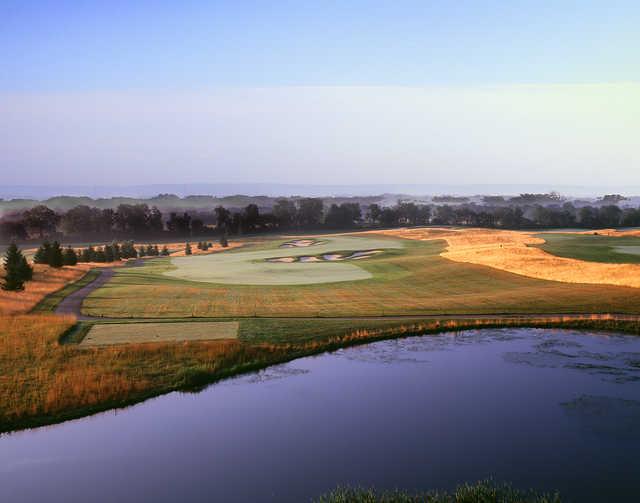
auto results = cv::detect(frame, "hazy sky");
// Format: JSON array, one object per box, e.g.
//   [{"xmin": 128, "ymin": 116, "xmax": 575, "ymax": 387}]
[{"xmin": 1, "ymin": 1, "xmax": 639, "ymax": 186}]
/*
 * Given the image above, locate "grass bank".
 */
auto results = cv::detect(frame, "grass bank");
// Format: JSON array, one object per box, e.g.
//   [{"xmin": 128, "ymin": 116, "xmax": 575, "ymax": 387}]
[
  {"xmin": 2, "ymin": 313, "xmax": 640, "ymax": 434},
  {"xmin": 317, "ymin": 479, "xmax": 561, "ymax": 503}
]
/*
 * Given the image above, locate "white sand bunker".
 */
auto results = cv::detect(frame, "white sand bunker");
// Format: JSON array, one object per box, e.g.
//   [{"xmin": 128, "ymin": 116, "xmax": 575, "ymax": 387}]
[
  {"xmin": 267, "ymin": 257, "xmax": 296, "ymax": 263},
  {"xmin": 166, "ymin": 236, "xmax": 403, "ymax": 285},
  {"xmin": 299, "ymin": 256, "xmax": 321, "ymax": 262},
  {"xmin": 276, "ymin": 249, "xmax": 384, "ymax": 263},
  {"xmin": 280, "ymin": 239, "xmax": 320, "ymax": 248}
]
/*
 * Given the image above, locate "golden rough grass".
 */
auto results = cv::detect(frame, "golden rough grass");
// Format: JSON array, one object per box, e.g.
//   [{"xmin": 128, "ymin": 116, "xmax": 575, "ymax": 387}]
[
  {"xmin": 378, "ymin": 227, "xmax": 640, "ymax": 289},
  {"xmin": 81, "ymin": 321, "xmax": 239, "ymax": 346},
  {"xmin": 0, "ymin": 313, "xmax": 258, "ymax": 428},
  {"xmin": 0, "ymin": 264, "xmax": 90, "ymax": 315}
]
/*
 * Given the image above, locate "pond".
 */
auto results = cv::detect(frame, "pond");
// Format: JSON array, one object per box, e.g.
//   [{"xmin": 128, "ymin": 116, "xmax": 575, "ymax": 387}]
[{"xmin": 1, "ymin": 328, "xmax": 640, "ymax": 502}]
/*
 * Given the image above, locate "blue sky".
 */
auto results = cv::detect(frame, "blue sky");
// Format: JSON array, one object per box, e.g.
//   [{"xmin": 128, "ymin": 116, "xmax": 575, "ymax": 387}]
[
  {"xmin": 1, "ymin": 1, "xmax": 639, "ymax": 188},
  {"xmin": 3, "ymin": 0, "xmax": 639, "ymax": 90}
]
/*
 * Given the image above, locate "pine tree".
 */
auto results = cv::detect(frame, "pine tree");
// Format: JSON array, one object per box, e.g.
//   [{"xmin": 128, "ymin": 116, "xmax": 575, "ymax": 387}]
[
  {"xmin": 62, "ymin": 247, "xmax": 78, "ymax": 266},
  {"xmin": 33, "ymin": 241, "xmax": 51, "ymax": 264},
  {"xmin": 81, "ymin": 246, "xmax": 95, "ymax": 262},
  {"xmin": 185, "ymin": 242, "xmax": 192, "ymax": 255},
  {"xmin": 48, "ymin": 241, "xmax": 64, "ymax": 268},
  {"xmin": 2, "ymin": 243, "xmax": 31, "ymax": 291},
  {"xmin": 19, "ymin": 255, "xmax": 33, "ymax": 281},
  {"xmin": 94, "ymin": 248, "xmax": 106, "ymax": 262},
  {"xmin": 112, "ymin": 243, "xmax": 122, "ymax": 261},
  {"xmin": 104, "ymin": 245, "xmax": 115, "ymax": 262}
]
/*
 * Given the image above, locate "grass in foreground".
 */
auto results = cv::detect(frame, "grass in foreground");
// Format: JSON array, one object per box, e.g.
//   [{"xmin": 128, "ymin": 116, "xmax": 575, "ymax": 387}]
[
  {"xmin": 317, "ymin": 480, "xmax": 561, "ymax": 503},
  {"xmin": 2, "ymin": 313, "xmax": 640, "ymax": 433},
  {"xmin": 83, "ymin": 236, "xmax": 640, "ymax": 318}
]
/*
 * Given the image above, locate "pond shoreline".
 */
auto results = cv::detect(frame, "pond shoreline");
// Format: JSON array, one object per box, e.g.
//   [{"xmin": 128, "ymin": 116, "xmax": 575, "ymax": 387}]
[{"xmin": 4, "ymin": 315, "xmax": 640, "ymax": 436}]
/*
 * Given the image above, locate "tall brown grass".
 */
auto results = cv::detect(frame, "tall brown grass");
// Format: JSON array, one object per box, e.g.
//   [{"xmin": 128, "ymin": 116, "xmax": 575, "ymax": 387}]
[
  {"xmin": 0, "ymin": 265, "xmax": 89, "ymax": 315},
  {"xmin": 378, "ymin": 227, "xmax": 640, "ymax": 289}
]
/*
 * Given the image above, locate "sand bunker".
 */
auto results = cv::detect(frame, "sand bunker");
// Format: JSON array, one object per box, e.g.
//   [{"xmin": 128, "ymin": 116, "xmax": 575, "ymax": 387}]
[
  {"xmin": 267, "ymin": 249, "xmax": 383, "ymax": 264},
  {"xmin": 165, "ymin": 236, "xmax": 403, "ymax": 285},
  {"xmin": 299, "ymin": 256, "xmax": 321, "ymax": 263},
  {"xmin": 376, "ymin": 227, "xmax": 640, "ymax": 289},
  {"xmin": 280, "ymin": 239, "xmax": 320, "ymax": 248}
]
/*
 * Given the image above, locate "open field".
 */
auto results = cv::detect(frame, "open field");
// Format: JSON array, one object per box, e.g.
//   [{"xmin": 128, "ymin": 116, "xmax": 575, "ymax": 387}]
[
  {"xmin": 81, "ymin": 321, "xmax": 239, "ymax": 346},
  {"xmin": 165, "ymin": 235, "xmax": 404, "ymax": 285},
  {"xmin": 83, "ymin": 233, "xmax": 640, "ymax": 318},
  {"xmin": 535, "ymin": 233, "xmax": 640, "ymax": 263}
]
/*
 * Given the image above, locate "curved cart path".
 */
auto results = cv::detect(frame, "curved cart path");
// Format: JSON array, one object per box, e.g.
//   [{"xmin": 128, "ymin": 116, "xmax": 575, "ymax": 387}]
[{"xmin": 55, "ymin": 260, "xmax": 144, "ymax": 321}]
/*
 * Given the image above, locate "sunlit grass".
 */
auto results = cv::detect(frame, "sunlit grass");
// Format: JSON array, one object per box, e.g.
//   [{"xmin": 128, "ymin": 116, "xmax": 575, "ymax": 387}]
[{"xmin": 83, "ymin": 234, "xmax": 640, "ymax": 318}]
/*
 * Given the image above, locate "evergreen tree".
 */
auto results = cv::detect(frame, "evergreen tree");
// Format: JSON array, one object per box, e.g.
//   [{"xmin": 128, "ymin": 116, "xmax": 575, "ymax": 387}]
[
  {"xmin": 33, "ymin": 241, "xmax": 51, "ymax": 264},
  {"xmin": 19, "ymin": 254, "xmax": 33, "ymax": 281},
  {"xmin": 62, "ymin": 247, "xmax": 78, "ymax": 266},
  {"xmin": 49, "ymin": 241, "xmax": 64, "ymax": 268},
  {"xmin": 120, "ymin": 241, "xmax": 137, "ymax": 259},
  {"xmin": 81, "ymin": 246, "xmax": 95, "ymax": 262},
  {"xmin": 152, "ymin": 245, "xmax": 160, "ymax": 256},
  {"xmin": 112, "ymin": 243, "xmax": 122, "ymax": 261},
  {"xmin": 94, "ymin": 248, "xmax": 106, "ymax": 262},
  {"xmin": 2, "ymin": 243, "xmax": 31, "ymax": 291},
  {"xmin": 185, "ymin": 242, "xmax": 192, "ymax": 255},
  {"xmin": 138, "ymin": 246, "xmax": 147, "ymax": 258},
  {"xmin": 104, "ymin": 244, "xmax": 115, "ymax": 262}
]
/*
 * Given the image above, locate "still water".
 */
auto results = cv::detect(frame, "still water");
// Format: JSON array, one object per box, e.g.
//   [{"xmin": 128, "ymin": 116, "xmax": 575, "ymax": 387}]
[{"xmin": 1, "ymin": 328, "xmax": 640, "ymax": 502}]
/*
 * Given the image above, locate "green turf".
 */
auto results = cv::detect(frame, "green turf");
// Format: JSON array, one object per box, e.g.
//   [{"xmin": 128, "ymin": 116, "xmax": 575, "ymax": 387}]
[
  {"xmin": 165, "ymin": 235, "xmax": 404, "ymax": 285},
  {"xmin": 82, "ymin": 233, "xmax": 640, "ymax": 318},
  {"xmin": 535, "ymin": 233, "xmax": 640, "ymax": 264}
]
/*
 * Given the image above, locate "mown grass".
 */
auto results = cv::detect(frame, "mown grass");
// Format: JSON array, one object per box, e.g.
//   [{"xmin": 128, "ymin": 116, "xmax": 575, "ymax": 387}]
[
  {"xmin": 83, "ymin": 237, "xmax": 640, "ymax": 318},
  {"xmin": 536, "ymin": 233, "xmax": 640, "ymax": 264},
  {"xmin": 317, "ymin": 479, "xmax": 561, "ymax": 503},
  {"xmin": 31, "ymin": 268, "xmax": 100, "ymax": 312},
  {"xmin": 3, "ymin": 313, "xmax": 640, "ymax": 433}
]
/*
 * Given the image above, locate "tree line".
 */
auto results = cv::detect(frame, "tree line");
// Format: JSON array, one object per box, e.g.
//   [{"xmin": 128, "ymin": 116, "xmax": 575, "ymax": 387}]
[{"xmin": 1, "ymin": 197, "xmax": 640, "ymax": 243}]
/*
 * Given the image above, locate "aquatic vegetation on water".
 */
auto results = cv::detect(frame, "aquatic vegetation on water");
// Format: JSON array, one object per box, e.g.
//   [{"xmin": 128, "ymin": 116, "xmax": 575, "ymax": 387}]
[{"xmin": 317, "ymin": 479, "xmax": 561, "ymax": 503}]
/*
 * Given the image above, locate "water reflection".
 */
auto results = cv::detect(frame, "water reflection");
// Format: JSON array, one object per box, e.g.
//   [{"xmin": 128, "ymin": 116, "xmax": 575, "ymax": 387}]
[{"xmin": 1, "ymin": 328, "xmax": 639, "ymax": 503}]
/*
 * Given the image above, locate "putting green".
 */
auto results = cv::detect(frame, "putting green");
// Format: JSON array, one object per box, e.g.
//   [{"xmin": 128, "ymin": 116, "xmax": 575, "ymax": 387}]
[{"xmin": 164, "ymin": 236, "xmax": 404, "ymax": 285}]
